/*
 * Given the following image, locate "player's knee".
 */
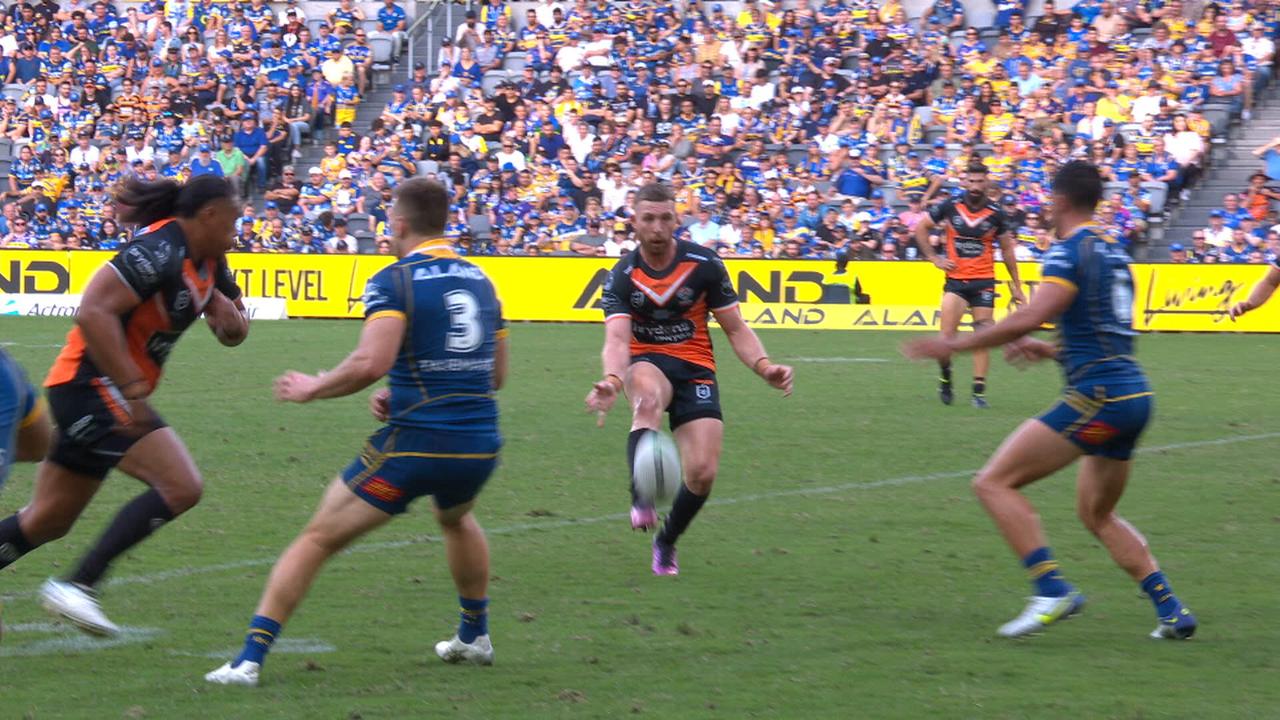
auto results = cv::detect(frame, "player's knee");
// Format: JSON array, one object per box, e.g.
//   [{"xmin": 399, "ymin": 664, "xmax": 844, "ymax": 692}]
[
  {"xmin": 21, "ymin": 504, "xmax": 77, "ymax": 543},
  {"xmin": 631, "ymin": 393, "xmax": 664, "ymax": 422},
  {"xmin": 161, "ymin": 474, "xmax": 205, "ymax": 514},
  {"xmin": 1076, "ymin": 504, "xmax": 1110, "ymax": 535},
  {"xmin": 683, "ymin": 464, "xmax": 716, "ymax": 495},
  {"xmin": 971, "ymin": 468, "xmax": 1010, "ymax": 498}
]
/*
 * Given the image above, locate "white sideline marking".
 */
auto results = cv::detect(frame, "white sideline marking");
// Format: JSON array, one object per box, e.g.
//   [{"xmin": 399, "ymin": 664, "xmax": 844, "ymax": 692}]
[
  {"xmin": 2, "ymin": 431, "xmax": 1277, "ymax": 603},
  {"xmin": 0, "ymin": 624, "xmax": 164, "ymax": 657},
  {"xmin": 784, "ymin": 356, "xmax": 890, "ymax": 363}
]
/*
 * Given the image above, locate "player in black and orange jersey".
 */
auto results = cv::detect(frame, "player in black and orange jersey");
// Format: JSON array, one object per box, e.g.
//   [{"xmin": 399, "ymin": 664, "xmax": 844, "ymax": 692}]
[
  {"xmin": 585, "ymin": 183, "xmax": 794, "ymax": 576},
  {"xmin": 914, "ymin": 162, "xmax": 1026, "ymax": 408},
  {"xmin": 0, "ymin": 175, "xmax": 249, "ymax": 637}
]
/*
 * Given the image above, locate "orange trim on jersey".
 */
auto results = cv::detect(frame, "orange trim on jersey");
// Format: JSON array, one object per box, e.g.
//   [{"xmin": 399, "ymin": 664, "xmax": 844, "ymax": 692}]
[
  {"xmin": 45, "ymin": 325, "xmax": 87, "ymax": 387},
  {"xmin": 945, "ymin": 203, "xmax": 998, "ymax": 281},
  {"xmin": 140, "ymin": 218, "xmax": 177, "ymax": 235},
  {"xmin": 409, "ymin": 239, "xmax": 459, "ymax": 259},
  {"xmin": 630, "ymin": 298, "xmax": 716, "ymax": 371},
  {"xmin": 90, "ymin": 377, "xmax": 133, "ymax": 427},
  {"xmin": 630, "ymin": 262, "xmax": 698, "ymax": 307},
  {"xmin": 182, "ymin": 258, "xmax": 217, "ymax": 312},
  {"xmin": 122, "ymin": 294, "xmax": 171, "ymax": 390}
]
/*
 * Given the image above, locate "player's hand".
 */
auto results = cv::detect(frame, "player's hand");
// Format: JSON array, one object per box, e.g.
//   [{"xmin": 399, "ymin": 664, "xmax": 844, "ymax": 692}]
[
  {"xmin": 901, "ymin": 336, "xmax": 954, "ymax": 362},
  {"xmin": 760, "ymin": 363, "xmax": 794, "ymax": 396},
  {"xmin": 585, "ymin": 378, "xmax": 620, "ymax": 427},
  {"xmin": 369, "ymin": 387, "xmax": 391, "ymax": 422},
  {"xmin": 1229, "ymin": 300, "xmax": 1253, "ymax": 320},
  {"xmin": 1009, "ymin": 285, "xmax": 1028, "ymax": 306},
  {"xmin": 931, "ymin": 256, "xmax": 957, "ymax": 271},
  {"xmin": 113, "ymin": 394, "xmax": 160, "ymax": 438},
  {"xmin": 1003, "ymin": 337, "xmax": 1057, "ymax": 367},
  {"xmin": 275, "ymin": 370, "xmax": 321, "ymax": 403}
]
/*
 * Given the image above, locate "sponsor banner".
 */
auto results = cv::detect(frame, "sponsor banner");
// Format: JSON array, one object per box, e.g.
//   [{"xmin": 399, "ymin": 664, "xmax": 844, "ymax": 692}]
[
  {"xmin": 2, "ymin": 250, "xmax": 1278, "ymax": 331},
  {"xmin": 0, "ymin": 293, "xmax": 288, "ymax": 320}
]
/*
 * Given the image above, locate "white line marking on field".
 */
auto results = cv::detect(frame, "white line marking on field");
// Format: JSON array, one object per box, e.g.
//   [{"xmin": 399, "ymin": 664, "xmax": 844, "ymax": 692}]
[
  {"xmin": 2, "ymin": 431, "xmax": 1276, "ymax": 603},
  {"xmin": 784, "ymin": 356, "xmax": 890, "ymax": 363},
  {"xmin": 168, "ymin": 638, "xmax": 337, "ymax": 659},
  {"xmin": 0, "ymin": 342, "xmax": 65, "ymax": 349},
  {"xmin": 0, "ymin": 625, "xmax": 164, "ymax": 657}
]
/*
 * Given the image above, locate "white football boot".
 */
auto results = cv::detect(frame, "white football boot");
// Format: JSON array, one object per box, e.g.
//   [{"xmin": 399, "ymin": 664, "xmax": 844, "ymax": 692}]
[
  {"xmin": 435, "ymin": 634, "xmax": 494, "ymax": 665},
  {"xmin": 205, "ymin": 661, "xmax": 262, "ymax": 686},
  {"xmin": 40, "ymin": 578, "xmax": 120, "ymax": 637},
  {"xmin": 997, "ymin": 591, "xmax": 1086, "ymax": 638}
]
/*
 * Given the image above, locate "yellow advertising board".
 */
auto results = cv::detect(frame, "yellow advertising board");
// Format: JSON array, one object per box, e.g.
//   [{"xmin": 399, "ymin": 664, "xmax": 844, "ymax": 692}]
[{"xmin": 1, "ymin": 250, "xmax": 1277, "ymax": 332}]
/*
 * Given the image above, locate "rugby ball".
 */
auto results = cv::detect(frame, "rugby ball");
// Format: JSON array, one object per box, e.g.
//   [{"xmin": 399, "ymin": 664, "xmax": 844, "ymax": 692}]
[{"xmin": 633, "ymin": 430, "xmax": 682, "ymax": 507}]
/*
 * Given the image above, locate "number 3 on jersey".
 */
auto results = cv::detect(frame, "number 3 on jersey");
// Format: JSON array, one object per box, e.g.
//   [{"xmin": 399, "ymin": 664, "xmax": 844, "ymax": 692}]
[{"xmin": 444, "ymin": 290, "xmax": 482, "ymax": 353}]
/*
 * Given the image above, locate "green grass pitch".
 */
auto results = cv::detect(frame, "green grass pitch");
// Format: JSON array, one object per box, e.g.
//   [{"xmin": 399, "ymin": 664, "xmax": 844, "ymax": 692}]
[{"xmin": 0, "ymin": 319, "xmax": 1277, "ymax": 719}]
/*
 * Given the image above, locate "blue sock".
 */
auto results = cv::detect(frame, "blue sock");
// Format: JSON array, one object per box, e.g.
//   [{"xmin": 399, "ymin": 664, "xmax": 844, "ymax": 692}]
[
  {"xmin": 1141, "ymin": 571, "xmax": 1181, "ymax": 617},
  {"xmin": 1023, "ymin": 547, "xmax": 1072, "ymax": 598},
  {"xmin": 458, "ymin": 596, "xmax": 489, "ymax": 643},
  {"xmin": 234, "ymin": 615, "xmax": 282, "ymax": 668}
]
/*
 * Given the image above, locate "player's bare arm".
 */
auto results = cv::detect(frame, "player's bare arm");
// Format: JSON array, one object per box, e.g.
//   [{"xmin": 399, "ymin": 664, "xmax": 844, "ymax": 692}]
[
  {"xmin": 913, "ymin": 215, "xmax": 955, "ymax": 271},
  {"xmin": 712, "ymin": 304, "xmax": 794, "ymax": 396},
  {"xmin": 904, "ymin": 282, "xmax": 1075, "ymax": 361},
  {"xmin": 997, "ymin": 231, "xmax": 1027, "ymax": 304},
  {"xmin": 1230, "ymin": 265, "xmax": 1280, "ymax": 319},
  {"xmin": 275, "ymin": 314, "xmax": 405, "ymax": 403},
  {"xmin": 205, "ymin": 290, "xmax": 250, "ymax": 347},
  {"xmin": 585, "ymin": 315, "xmax": 632, "ymax": 425}
]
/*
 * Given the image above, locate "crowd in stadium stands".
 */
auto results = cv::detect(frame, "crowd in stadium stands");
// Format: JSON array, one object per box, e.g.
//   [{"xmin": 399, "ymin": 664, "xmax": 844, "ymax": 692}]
[{"xmin": 0, "ymin": 0, "xmax": 1277, "ymax": 262}]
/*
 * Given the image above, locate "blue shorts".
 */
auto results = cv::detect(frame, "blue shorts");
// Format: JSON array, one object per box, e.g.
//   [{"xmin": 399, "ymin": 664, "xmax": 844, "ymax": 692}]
[
  {"xmin": 0, "ymin": 351, "xmax": 40, "ymax": 490},
  {"xmin": 1037, "ymin": 379, "xmax": 1153, "ymax": 461},
  {"xmin": 341, "ymin": 425, "xmax": 500, "ymax": 515}
]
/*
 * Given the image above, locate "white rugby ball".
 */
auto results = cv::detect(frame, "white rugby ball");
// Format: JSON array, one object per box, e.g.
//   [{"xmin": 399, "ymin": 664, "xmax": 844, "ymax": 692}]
[{"xmin": 633, "ymin": 430, "xmax": 682, "ymax": 507}]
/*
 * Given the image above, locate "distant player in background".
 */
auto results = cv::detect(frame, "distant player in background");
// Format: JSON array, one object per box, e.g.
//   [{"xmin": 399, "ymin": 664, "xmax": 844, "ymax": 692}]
[
  {"xmin": 1229, "ymin": 260, "xmax": 1280, "ymax": 319},
  {"xmin": 0, "ymin": 176, "xmax": 248, "ymax": 638},
  {"xmin": 904, "ymin": 161, "xmax": 1196, "ymax": 640},
  {"xmin": 585, "ymin": 182, "xmax": 794, "ymax": 576},
  {"xmin": 207, "ymin": 178, "xmax": 508, "ymax": 687},
  {"xmin": 914, "ymin": 162, "xmax": 1025, "ymax": 408}
]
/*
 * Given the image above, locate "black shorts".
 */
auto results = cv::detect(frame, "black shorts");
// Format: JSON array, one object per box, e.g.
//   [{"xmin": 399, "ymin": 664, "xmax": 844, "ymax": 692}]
[
  {"xmin": 943, "ymin": 278, "xmax": 997, "ymax": 309},
  {"xmin": 632, "ymin": 353, "xmax": 723, "ymax": 430},
  {"xmin": 47, "ymin": 380, "xmax": 168, "ymax": 479}
]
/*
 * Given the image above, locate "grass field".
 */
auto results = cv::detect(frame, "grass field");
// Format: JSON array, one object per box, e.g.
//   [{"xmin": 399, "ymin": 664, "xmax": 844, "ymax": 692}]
[{"xmin": 0, "ymin": 318, "xmax": 1277, "ymax": 720}]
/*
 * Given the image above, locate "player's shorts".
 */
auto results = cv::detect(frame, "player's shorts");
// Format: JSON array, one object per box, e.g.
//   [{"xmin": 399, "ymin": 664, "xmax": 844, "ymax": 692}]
[
  {"xmin": 1037, "ymin": 380, "xmax": 1153, "ymax": 461},
  {"xmin": 943, "ymin": 278, "xmax": 997, "ymax": 308},
  {"xmin": 46, "ymin": 379, "xmax": 169, "ymax": 480},
  {"xmin": 0, "ymin": 352, "xmax": 41, "ymax": 489},
  {"xmin": 632, "ymin": 352, "xmax": 723, "ymax": 430},
  {"xmin": 341, "ymin": 425, "xmax": 501, "ymax": 515}
]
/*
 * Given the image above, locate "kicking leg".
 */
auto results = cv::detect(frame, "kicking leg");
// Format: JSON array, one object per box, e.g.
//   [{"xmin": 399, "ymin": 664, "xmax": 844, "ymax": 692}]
[
  {"xmin": 1076, "ymin": 456, "xmax": 1196, "ymax": 639},
  {"xmin": 971, "ymin": 419, "xmax": 1087, "ymax": 637},
  {"xmin": 0, "ymin": 460, "xmax": 100, "ymax": 571},
  {"xmin": 937, "ymin": 293, "xmax": 967, "ymax": 405},
  {"xmin": 624, "ymin": 361, "xmax": 673, "ymax": 530},
  {"xmin": 652, "ymin": 417, "xmax": 723, "ymax": 576},
  {"xmin": 432, "ymin": 500, "xmax": 496, "ymax": 665},
  {"xmin": 969, "ymin": 306, "xmax": 994, "ymax": 408},
  {"xmin": 207, "ymin": 477, "xmax": 391, "ymax": 685}
]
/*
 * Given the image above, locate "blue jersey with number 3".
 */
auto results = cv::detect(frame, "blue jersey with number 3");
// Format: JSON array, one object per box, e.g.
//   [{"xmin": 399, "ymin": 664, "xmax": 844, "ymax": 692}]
[
  {"xmin": 361, "ymin": 241, "xmax": 506, "ymax": 434},
  {"xmin": 1040, "ymin": 224, "xmax": 1143, "ymax": 383}
]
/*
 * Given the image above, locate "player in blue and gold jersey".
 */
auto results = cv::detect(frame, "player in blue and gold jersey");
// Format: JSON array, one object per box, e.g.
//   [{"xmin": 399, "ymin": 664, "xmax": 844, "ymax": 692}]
[
  {"xmin": 0, "ymin": 349, "xmax": 50, "ymax": 496},
  {"xmin": 207, "ymin": 178, "xmax": 508, "ymax": 687},
  {"xmin": 905, "ymin": 161, "xmax": 1197, "ymax": 641}
]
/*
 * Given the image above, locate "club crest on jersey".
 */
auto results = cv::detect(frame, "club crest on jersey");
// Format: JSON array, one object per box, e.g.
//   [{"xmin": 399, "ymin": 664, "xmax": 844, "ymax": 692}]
[
  {"xmin": 174, "ymin": 289, "xmax": 191, "ymax": 312},
  {"xmin": 630, "ymin": 290, "xmax": 645, "ymax": 308},
  {"xmin": 694, "ymin": 383, "xmax": 712, "ymax": 400},
  {"xmin": 1076, "ymin": 420, "xmax": 1118, "ymax": 445},
  {"xmin": 676, "ymin": 286, "xmax": 694, "ymax": 305}
]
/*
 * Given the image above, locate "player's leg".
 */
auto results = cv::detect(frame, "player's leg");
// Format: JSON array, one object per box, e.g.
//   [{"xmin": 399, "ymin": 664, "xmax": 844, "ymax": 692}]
[
  {"xmin": 0, "ymin": 461, "xmax": 101, "ymax": 573},
  {"xmin": 652, "ymin": 417, "xmax": 723, "ymax": 576},
  {"xmin": 432, "ymin": 498, "xmax": 497, "ymax": 665},
  {"xmin": 624, "ymin": 360, "xmax": 674, "ymax": 530},
  {"xmin": 969, "ymin": 305, "xmax": 994, "ymax": 409},
  {"xmin": 41, "ymin": 428, "xmax": 202, "ymax": 636},
  {"xmin": 207, "ymin": 477, "xmax": 393, "ymax": 685},
  {"xmin": 971, "ymin": 419, "xmax": 1087, "ymax": 637},
  {"xmin": 936, "ymin": 291, "xmax": 968, "ymax": 405},
  {"xmin": 1076, "ymin": 455, "xmax": 1196, "ymax": 639}
]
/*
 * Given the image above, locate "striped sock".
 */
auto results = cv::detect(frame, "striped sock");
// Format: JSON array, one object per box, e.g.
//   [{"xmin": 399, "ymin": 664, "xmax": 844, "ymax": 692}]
[
  {"xmin": 234, "ymin": 615, "xmax": 282, "ymax": 668},
  {"xmin": 1023, "ymin": 547, "xmax": 1071, "ymax": 598},
  {"xmin": 458, "ymin": 596, "xmax": 489, "ymax": 643}
]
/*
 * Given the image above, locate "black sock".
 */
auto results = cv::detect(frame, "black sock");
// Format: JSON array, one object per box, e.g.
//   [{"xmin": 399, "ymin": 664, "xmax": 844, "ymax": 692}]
[
  {"xmin": 939, "ymin": 361, "xmax": 952, "ymax": 384},
  {"xmin": 973, "ymin": 377, "xmax": 986, "ymax": 397},
  {"xmin": 0, "ymin": 513, "xmax": 37, "ymax": 571},
  {"xmin": 626, "ymin": 428, "xmax": 647, "ymax": 504},
  {"xmin": 67, "ymin": 488, "xmax": 176, "ymax": 588},
  {"xmin": 657, "ymin": 484, "xmax": 709, "ymax": 546}
]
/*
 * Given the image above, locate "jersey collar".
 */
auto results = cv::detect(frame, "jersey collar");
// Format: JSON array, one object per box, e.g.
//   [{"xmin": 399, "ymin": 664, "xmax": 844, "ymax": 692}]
[{"xmin": 408, "ymin": 238, "xmax": 457, "ymax": 257}]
